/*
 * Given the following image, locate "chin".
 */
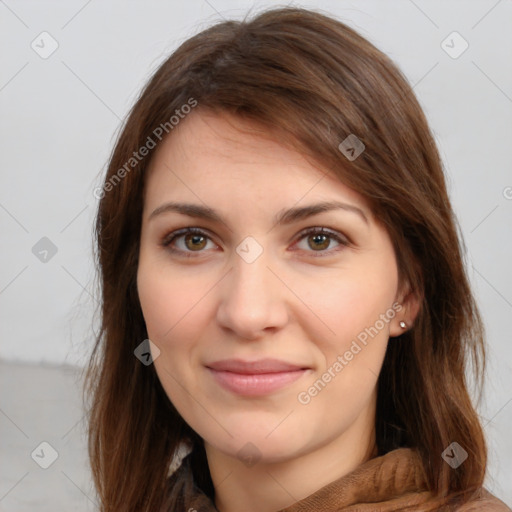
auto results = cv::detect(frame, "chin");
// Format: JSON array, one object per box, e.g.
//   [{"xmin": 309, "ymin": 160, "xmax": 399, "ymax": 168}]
[{"xmin": 204, "ymin": 423, "xmax": 309, "ymax": 466}]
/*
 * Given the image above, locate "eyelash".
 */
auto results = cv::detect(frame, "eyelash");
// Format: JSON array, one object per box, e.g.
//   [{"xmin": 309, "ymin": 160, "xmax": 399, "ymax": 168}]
[{"xmin": 160, "ymin": 226, "xmax": 350, "ymax": 258}]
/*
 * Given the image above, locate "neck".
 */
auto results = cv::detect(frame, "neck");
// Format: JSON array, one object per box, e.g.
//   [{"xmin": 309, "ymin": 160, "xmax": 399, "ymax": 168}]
[{"xmin": 205, "ymin": 405, "xmax": 377, "ymax": 512}]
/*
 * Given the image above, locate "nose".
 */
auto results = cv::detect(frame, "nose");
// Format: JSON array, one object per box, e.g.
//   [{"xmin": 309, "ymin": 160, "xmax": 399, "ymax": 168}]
[{"xmin": 215, "ymin": 249, "xmax": 289, "ymax": 340}]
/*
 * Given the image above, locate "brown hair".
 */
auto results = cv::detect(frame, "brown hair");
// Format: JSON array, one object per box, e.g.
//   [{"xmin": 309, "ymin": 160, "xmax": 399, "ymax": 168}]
[{"xmin": 85, "ymin": 6, "xmax": 487, "ymax": 511}]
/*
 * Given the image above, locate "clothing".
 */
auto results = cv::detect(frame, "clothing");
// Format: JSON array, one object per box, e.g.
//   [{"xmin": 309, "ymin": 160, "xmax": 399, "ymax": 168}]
[{"xmin": 167, "ymin": 446, "xmax": 511, "ymax": 511}]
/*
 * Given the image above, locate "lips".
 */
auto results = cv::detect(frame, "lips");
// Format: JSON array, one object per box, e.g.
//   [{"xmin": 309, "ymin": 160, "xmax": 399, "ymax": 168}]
[
  {"xmin": 207, "ymin": 358, "xmax": 306, "ymax": 374},
  {"xmin": 206, "ymin": 358, "xmax": 310, "ymax": 396}
]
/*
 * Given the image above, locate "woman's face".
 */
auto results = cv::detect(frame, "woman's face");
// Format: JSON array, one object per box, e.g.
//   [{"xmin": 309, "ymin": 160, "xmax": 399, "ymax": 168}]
[{"xmin": 137, "ymin": 110, "xmax": 409, "ymax": 466}]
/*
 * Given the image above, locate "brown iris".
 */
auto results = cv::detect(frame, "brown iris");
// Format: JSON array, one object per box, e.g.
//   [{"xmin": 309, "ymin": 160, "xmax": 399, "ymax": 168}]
[
  {"xmin": 185, "ymin": 233, "xmax": 207, "ymax": 251},
  {"xmin": 308, "ymin": 233, "xmax": 330, "ymax": 251}
]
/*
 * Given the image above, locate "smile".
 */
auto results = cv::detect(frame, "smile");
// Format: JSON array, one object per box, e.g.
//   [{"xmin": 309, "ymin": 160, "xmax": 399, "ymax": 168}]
[{"xmin": 205, "ymin": 358, "xmax": 310, "ymax": 396}]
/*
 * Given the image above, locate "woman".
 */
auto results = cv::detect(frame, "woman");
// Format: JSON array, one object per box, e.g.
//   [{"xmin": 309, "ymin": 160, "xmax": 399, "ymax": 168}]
[{"xmin": 85, "ymin": 7, "xmax": 511, "ymax": 511}]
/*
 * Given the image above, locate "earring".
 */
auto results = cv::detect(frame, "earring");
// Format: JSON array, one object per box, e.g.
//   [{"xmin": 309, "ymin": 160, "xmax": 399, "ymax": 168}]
[{"xmin": 399, "ymin": 321, "xmax": 407, "ymax": 329}]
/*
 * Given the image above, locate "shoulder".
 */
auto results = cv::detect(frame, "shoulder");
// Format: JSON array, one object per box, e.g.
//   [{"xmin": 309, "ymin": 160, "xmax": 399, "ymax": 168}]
[{"xmin": 453, "ymin": 489, "xmax": 512, "ymax": 511}]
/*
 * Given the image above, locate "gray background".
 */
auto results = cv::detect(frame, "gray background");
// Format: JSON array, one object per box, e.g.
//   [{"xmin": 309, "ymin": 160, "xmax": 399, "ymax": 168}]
[{"xmin": 1, "ymin": 0, "xmax": 511, "ymax": 509}]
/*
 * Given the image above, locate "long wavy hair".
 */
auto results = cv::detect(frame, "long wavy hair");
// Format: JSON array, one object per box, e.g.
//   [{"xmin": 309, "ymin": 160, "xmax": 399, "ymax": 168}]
[{"xmin": 85, "ymin": 7, "xmax": 487, "ymax": 511}]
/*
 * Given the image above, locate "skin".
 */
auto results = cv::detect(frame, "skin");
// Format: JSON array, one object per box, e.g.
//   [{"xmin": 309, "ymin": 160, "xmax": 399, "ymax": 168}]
[{"xmin": 137, "ymin": 110, "xmax": 419, "ymax": 512}]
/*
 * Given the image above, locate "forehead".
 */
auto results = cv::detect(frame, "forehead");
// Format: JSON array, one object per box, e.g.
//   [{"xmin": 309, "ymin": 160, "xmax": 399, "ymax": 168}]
[{"xmin": 143, "ymin": 109, "xmax": 368, "ymax": 213}]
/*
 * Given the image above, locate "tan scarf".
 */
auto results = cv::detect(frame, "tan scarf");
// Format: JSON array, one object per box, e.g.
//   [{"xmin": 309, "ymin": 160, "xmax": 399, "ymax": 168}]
[{"xmin": 167, "ymin": 446, "xmax": 510, "ymax": 511}]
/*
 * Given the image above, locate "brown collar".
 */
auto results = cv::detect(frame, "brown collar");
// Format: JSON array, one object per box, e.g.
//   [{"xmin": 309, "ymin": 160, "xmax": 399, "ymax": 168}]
[
  {"xmin": 172, "ymin": 447, "xmax": 497, "ymax": 512},
  {"xmin": 277, "ymin": 447, "xmax": 431, "ymax": 511}
]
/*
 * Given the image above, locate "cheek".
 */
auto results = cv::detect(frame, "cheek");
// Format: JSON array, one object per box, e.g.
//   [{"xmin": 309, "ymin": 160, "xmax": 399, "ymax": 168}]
[
  {"xmin": 298, "ymin": 258, "xmax": 398, "ymax": 403},
  {"xmin": 294, "ymin": 271, "xmax": 395, "ymax": 429},
  {"xmin": 298, "ymin": 266, "xmax": 397, "ymax": 346},
  {"xmin": 137, "ymin": 264, "xmax": 209, "ymax": 422},
  {"xmin": 137, "ymin": 262, "xmax": 211, "ymax": 343}
]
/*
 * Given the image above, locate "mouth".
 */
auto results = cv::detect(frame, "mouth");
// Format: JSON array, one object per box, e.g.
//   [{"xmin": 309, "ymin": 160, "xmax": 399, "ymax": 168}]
[{"xmin": 205, "ymin": 358, "xmax": 310, "ymax": 396}]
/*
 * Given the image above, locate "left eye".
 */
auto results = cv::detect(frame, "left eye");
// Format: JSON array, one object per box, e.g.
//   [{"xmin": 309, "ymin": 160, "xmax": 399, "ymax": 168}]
[
  {"xmin": 294, "ymin": 227, "xmax": 348, "ymax": 255},
  {"xmin": 161, "ymin": 227, "xmax": 348, "ymax": 257}
]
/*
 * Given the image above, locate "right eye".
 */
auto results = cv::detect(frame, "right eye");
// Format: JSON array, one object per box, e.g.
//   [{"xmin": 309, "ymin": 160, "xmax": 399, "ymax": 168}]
[{"xmin": 161, "ymin": 227, "xmax": 218, "ymax": 257}]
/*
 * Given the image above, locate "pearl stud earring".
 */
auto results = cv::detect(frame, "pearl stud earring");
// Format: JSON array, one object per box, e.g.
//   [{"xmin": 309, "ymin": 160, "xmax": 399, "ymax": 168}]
[{"xmin": 399, "ymin": 321, "xmax": 407, "ymax": 329}]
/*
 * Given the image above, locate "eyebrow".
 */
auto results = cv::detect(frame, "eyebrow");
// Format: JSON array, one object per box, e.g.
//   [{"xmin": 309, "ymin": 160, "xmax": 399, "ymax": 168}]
[{"xmin": 148, "ymin": 200, "xmax": 369, "ymax": 226}]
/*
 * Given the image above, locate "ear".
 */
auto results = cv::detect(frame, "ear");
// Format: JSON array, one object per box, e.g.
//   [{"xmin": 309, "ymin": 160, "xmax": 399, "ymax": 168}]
[{"xmin": 389, "ymin": 285, "xmax": 421, "ymax": 337}]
